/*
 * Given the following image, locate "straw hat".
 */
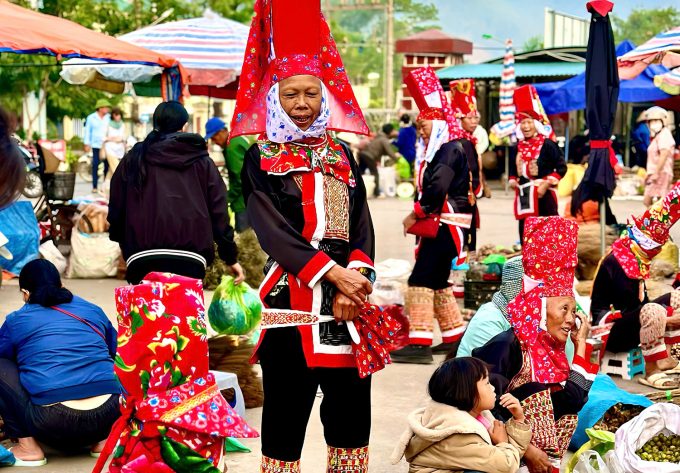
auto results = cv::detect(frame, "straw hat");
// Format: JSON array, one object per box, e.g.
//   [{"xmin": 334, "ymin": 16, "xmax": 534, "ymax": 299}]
[{"xmin": 644, "ymin": 106, "xmax": 668, "ymax": 124}]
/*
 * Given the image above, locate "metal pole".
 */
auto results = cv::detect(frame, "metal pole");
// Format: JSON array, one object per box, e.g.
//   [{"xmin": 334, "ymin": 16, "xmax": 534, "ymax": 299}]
[
  {"xmin": 624, "ymin": 103, "xmax": 632, "ymax": 168},
  {"xmin": 600, "ymin": 199, "xmax": 606, "ymax": 256},
  {"xmin": 504, "ymin": 146, "xmax": 509, "ymax": 194},
  {"xmin": 385, "ymin": 0, "xmax": 394, "ymax": 112}
]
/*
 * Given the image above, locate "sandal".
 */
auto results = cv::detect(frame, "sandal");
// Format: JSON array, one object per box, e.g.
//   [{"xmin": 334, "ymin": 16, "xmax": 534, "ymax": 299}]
[
  {"xmin": 8, "ymin": 448, "xmax": 47, "ymax": 467},
  {"xmin": 638, "ymin": 372, "xmax": 680, "ymax": 390},
  {"xmin": 663, "ymin": 361, "xmax": 680, "ymax": 375}
]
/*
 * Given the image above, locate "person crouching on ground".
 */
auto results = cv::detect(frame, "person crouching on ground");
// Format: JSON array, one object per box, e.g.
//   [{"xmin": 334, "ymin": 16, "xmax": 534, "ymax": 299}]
[
  {"xmin": 0, "ymin": 260, "xmax": 120, "ymax": 466},
  {"xmin": 392, "ymin": 357, "xmax": 531, "ymax": 473}
]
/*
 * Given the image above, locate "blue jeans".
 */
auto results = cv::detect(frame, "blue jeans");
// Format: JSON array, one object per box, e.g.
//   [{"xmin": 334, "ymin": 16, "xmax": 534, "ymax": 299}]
[{"xmin": 92, "ymin": 147, "xmax": 109, "ymax": 190}]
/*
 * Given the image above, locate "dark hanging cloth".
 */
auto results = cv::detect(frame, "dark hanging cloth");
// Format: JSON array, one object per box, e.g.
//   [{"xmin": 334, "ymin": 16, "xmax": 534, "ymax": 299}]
[{"xmin": 572, "ymin": 0, "xmax": 619, "ymax": 214}]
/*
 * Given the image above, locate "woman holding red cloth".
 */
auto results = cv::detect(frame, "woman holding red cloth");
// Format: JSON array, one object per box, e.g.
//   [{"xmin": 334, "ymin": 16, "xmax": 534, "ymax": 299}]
[
  {"xmin": 233, "ymin": 0, "xmax": 376, "ymax": 470},
  {"xmin": 509, "ymin": 85, "xmax": 567, "ymax": 241}
]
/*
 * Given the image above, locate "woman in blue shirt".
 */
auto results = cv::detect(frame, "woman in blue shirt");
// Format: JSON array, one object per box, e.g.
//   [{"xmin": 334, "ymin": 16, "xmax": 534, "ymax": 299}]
[{"xmin": 0, "ymin": 260, "xmax": 120, "ymax": 466}]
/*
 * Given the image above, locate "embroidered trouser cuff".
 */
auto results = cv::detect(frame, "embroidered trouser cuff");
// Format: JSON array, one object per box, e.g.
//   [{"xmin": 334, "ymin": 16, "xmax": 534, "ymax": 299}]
[
  {"xmin": 327, "ymin": 445, "xmax": 369, "ymax": 472},
  {"xmin": 261, "ymin": 456, "xmax": 301, "ymax": 473},
  {"xmin": 434, "ymin": 288, "xmax": 465, "ymax": 343},
  {"xmin": 406, "ymin": 286, "xmax": 435, "ymax": 345}
]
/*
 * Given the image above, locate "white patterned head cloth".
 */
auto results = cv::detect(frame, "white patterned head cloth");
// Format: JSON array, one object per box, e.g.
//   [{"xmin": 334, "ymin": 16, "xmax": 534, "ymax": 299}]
[
  {"xmin": 265, "ymin": 81, "xmax": 331, "ymax": 144},
  {"xmin": 492, "ymin": 256, "xmax": 524, "ymax": 319}
]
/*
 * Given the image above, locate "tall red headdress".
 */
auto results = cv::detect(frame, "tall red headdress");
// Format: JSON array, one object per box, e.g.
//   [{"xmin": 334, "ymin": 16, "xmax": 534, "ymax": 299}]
[
  {"xmin": 449, "ymin": 79, "xmax": 479, "ymax": 118},
  {"xmin": 230, "ymin": 0, "xmax": 368, "ymax": 138},
  {"xmin": 508, "ymin": 216, "xmax": 579, "ymax": 384},
  {"xmin": 612, "ymin": 182, "xmax": 680, "ymax": 279},
  {"xmin": 513, "ymin": 84, "xmax": 545, "ymax": 122},
  {"xmin": 404, "ymin": 66, "xmax": 463, "ymax": 138}
]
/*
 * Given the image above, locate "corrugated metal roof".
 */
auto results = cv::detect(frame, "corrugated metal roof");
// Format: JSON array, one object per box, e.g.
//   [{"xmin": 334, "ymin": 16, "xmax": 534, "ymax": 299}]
[{"xmin": 436, "ymin": 62, "xmax": 585, "ymax": 80}]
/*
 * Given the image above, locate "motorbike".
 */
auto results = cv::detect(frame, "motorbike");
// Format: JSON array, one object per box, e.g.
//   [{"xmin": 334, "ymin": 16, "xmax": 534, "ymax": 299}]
[{"xmin": 12, "ymin": 138, "xmax": 43, "ymax": 199}]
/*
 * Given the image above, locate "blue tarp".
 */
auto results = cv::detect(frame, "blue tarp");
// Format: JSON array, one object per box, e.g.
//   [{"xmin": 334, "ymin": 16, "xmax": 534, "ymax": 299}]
[
  {"xmin": 535, "ymin": 40, "xmax": 671, "ymax": 115},
  {"xmin": 0, "ymin": 201, "xmax": 39, "ymax": 275}
]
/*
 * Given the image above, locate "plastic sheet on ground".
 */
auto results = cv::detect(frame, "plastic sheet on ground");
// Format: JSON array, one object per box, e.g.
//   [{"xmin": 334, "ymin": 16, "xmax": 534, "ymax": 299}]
[{"xmin": 0, "ymin": 201, "xmax": 39, "ymax": 275}]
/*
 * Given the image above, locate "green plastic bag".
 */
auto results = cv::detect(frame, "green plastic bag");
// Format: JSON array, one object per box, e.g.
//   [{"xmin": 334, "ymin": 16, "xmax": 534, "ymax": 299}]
[
  {"xmin": 208, "ymin": 275, "xmax": 262, "ymax": 335},
  {"xmin": 566, "ymin": 429, "xmax": 616, "ymax": 473},
  {"xmin": 395, "ymin": 157, "xmax": 411, "ymax": 180}
]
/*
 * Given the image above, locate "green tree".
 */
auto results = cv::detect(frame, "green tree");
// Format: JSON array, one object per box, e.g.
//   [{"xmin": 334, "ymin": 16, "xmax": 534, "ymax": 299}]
[
  {"xmin": 521, "ymin": 35, "xmax": 544, "ymax": 53},
  {"xmin": 612, "ymin": 7, "xmax": 680, "ymax": 46},
  {"xmin": 327, "ymin": 0, "xmax": 439, "ymax": 107}
]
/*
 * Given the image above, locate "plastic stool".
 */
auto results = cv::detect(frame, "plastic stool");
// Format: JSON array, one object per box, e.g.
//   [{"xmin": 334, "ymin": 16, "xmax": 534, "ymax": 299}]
[
  {"xmin": 210, "ymin": 370, "xmax": 246, "ymax": 417},
  {"xmin": 600, "ymin": 348, "xmax": 645, "ymax": 380}
]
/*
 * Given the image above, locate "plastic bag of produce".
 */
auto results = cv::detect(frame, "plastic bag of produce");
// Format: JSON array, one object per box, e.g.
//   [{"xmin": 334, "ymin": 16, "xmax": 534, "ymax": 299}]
[
  {"xmin": 573, "ymin": 450, "xmax": 611, "ymax": 473},
  {"xmin": 615, "ymin": 403, "xmax": 680, "ymax": 473},
  {"xmin": 566, "ymin": 429, "xmax": 615, "ymax": 473},
  {"xmin": 208, "ymin": 276, "xmax": 262, "ymax": 335}
]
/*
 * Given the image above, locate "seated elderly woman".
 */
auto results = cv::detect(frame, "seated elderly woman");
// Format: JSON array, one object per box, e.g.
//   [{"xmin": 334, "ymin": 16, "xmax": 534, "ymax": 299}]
[
  {"xmin": 472, "ymin": 217, "xmax": 597, "ymax": 473},
  {"xmin": 0, "ymin": 260, "xmax": 120, "ymax": 466},
  {"xmin": 456, "ymin": 256, "xmax": 575, "ymax": 361},
  {"xmin": 591, "ymin": 182, "xmax": 680, "ymax": 390}
]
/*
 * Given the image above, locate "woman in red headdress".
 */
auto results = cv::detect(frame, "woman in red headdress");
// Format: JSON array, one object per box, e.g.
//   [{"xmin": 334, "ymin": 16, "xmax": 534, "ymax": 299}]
[
  {"xmin": 472, "ymin": 217, "xmax": 597, "ymax": 473},
  {"xmin": 591, "ymin": 182, "xmax": 680, "ymax": 390},
  {"xmin": 509, "ymin": 85, "xmax": 567, "ymax": 241},
  {"xmin": 233, "ymin": 0, "xmax": 375, "ymax": 471},
  {"xmin": 391, "ymin": 67, "xmax": 473, "ymax": 365}
]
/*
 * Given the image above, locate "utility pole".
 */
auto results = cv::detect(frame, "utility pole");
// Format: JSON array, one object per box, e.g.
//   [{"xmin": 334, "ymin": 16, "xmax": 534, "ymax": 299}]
[{"xmin": 323, "ymin": 0, "xmax": 395, "ymax": 111}]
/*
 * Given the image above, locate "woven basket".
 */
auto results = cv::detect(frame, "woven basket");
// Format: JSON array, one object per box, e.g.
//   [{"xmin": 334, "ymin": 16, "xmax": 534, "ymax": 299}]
[
  {"xmin": 463, "ymin": 280, "xmax": 501, "ymax": 310},
  {"xmin": 208, "ymin": 335, "xmax": 264, "ymax": 408}
]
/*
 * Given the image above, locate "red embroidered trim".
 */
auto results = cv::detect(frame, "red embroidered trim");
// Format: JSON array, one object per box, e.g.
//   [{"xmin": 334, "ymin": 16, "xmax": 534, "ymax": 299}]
[
  {"xmin": 261, "ymin": 456, "xmax": 301, "ymax": 473},
  {"xmin": 297, "ymin": 251, "xmax": 334, "ymax": 287},
  {"xmin": 327, "ymin": 446, "xmax": 369, "ymax": 472}
]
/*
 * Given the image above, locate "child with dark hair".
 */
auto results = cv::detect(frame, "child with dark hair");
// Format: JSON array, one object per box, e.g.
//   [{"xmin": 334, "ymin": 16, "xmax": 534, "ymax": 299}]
[{"xmin": 392, "ymin": 357, "xmax": 532, "ymax": 473}]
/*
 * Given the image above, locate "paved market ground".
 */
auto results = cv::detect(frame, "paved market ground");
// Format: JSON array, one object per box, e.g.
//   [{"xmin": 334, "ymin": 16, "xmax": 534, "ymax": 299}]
[{"xmin": 0, "ymin": 188, "xmax": 675, "ymax": 472}]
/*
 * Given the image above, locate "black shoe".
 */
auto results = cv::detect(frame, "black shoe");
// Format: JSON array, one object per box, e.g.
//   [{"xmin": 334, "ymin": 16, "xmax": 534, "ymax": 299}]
[
  {"xmin": 431, "ymin": 342, "xmax": 455, "ymax": 354},
  {"xmin": 390, "ymin": 345, "xmax": 434, "ymax": 364}
]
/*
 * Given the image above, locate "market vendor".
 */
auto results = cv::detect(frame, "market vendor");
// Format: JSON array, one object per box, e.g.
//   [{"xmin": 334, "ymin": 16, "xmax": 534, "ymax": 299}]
[
  {"xmin": 457, "ymin": 257, "xmax": 575, "ymax": 362},
  {"xmin": 235, "ymin": 0, "xmax": 375, "ymax": 470},
  {"xmin": 509, "ymin": 85, "xmax": 567, "ymax": 241},
  {"xmin": 642, "ymin": 106, "xmax": 676, "ymax": 207},
  {"xmin": 450, "ymin": 79, "xmax": 484, "ymax": 256},
  {"xmin": 591, "ymin": 182, "xmax": 680, "ymax": 389},
  {"xmin": 473, "ymin": 216, "xmax": 597, "ymax": 473},
  {"xmin": 391, "ymin": 66, "xmax": 471, "ymax": 364}
]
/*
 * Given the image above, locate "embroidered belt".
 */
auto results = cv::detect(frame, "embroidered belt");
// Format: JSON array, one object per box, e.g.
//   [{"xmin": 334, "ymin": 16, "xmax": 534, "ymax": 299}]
[
  {"xmin": 261, "ymin": 309, "xmax": 361, "ymax": 343},
  {"xmin": 439, "ymin": 212, "xmax": 472, "ymax": 229}
]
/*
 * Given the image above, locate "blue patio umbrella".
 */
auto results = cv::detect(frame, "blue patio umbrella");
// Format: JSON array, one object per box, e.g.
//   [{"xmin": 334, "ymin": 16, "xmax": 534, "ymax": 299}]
[{"xmin": 535, "ymin": 40, "xmax": 671, "ymax": 115}]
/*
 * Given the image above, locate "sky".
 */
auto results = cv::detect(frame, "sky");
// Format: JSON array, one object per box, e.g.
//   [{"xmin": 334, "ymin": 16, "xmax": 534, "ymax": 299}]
[{"xmin": 431, "ymin": 0, "xmax": 675, "ymax": 62}]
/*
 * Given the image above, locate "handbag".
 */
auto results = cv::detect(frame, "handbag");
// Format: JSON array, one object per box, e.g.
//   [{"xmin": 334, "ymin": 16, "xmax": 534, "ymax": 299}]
[
  {"xmin": 406, "ymin": 215, "xmax": 440, "ymax": 239},
  {"xmin": 51, "ymin": 305, "xmax": 106, "ymax": 341}
]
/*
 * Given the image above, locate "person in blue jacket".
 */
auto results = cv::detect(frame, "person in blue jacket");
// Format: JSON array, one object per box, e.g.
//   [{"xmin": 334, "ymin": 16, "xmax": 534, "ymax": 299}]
[
  {"xmin": 0, "ymin": 260, "xmax": 120, "ymax": 466},
  {"xmin": 394, "ymin": 113, "xmax": 417, "ymax": 167}
]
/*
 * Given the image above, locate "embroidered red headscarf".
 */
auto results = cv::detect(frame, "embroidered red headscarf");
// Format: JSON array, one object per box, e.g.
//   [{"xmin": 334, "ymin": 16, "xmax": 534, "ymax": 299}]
[
  {"xmin": 508, "ymin": 216, "xmax": 578, "ymax": 384},
  {"xmin": 93, "ymin": 273, "xmax": 258, "ymax": 473},
  {"xmin": 230, "ymin": 0, "xmax": 368, "ymax": 138},
  {"xmin": 449, "ymin": 79, "xmax": 478, "ymax": 144},
  {"xmin": 612, "ymin": 181, "xmax": 680, "ymax": 279}
]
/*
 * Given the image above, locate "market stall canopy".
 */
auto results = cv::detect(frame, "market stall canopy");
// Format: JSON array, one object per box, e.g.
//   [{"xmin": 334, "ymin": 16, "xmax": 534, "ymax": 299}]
[
  {"xmin": 81, "ymin": 10, "xmax": 248, "ymax": 99},
  {"xmin": 436, "ymin": 61, "xmax": 584, "ymax": 81},
  {"xmin": 618, "ymin": 26, "xmax": 680, "ymax": 80},
  {"xmin": 0, "ymin": 0, "xmax": 184, "ymax": 100},
  {"xmin": 534, "ymin": 40, "xmax": 671, "ymax": 114}
]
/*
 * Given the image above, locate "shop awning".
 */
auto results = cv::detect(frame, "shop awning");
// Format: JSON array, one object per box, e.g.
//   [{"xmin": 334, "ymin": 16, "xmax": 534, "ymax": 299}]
[{"xmin": 436, "ymin": 62, "xmax": 585, "ymax": 81}]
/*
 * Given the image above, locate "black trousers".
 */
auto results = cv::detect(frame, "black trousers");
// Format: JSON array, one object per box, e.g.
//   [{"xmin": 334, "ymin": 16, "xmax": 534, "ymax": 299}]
[
  {"xmin": 408, "ymin": 224, "xmax": 458, "ymax": 290},
  {"xmin": 0, "ymin": 358, "xmax": 120, "ymax": 451},
  {"xmin": 258, "ymin": 328, "xmax": 371, "ymax": 461},
  {"xmin": 358, "ymin": 152, "xmax": 380, "ymax": 197},
  {"xmin": 126, "ymin": 254, "xmax": 206, "ymax": 285},
  {"xmin": 91, "ymin": 148, "xmax": 109, "ymax": 191}
]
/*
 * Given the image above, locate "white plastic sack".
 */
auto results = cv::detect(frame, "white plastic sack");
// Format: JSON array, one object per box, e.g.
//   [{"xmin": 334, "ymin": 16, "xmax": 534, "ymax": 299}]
[
  {"xmin": 370, "ymin": 259, "xmax": 412, "ymax": 306},
  {"xmin": 604, "ymin": 451, "xmax": 625, "ymax": 473},
  {"xmin": 39, "ymin": 240, "xmax": 67, "ymax": 275},
  {"xmin": 615, "ymin": 403, "xmax": 680, "ymax": 473},
  {"xmin": 573, "ymin": 451, "xmax": 611, "ymax": 473},
  {"xmin": 66, "ymin": 231, "xmax": 120, "ymax": 279}
]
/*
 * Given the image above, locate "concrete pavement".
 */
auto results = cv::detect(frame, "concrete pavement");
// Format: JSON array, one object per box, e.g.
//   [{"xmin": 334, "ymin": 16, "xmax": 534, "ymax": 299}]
[{"xmin": 0, "ymin": 191, "xmax": 666, "ymax": 471}]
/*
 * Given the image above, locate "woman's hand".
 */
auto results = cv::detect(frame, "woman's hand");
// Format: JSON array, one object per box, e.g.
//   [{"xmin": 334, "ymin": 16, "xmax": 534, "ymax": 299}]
[
  {"xmin": 402, "ymin": 211, "xmax": 417, "ymax": 236},
  {"xmin": 536, "ymin": 181, "xmax": 551, "ymax": 198},
  {"xmin": 571, "ymin": 313, "xmax": 591, "ymax": 357},
  {"xmin": 333, "ymin": 293, "xmax": 360, "ymax": 322},
  {"xmin": 488, "ymin": 420, "xmax": 509, "ymax": 445},
  {"xmin": 499, "ymin": 393, "xmax": 525, "ymax": 422},
  {"xmin": 508, "ymin": 180, "xmax": 519, "ymax": 190},
  {"xmin": 646, "ymin": 173, "xmax": 658, "ymax": 185},
  {"xmin": 228, "ymin": 263, "xmax": 245, "ymax": 285},
  {"xmin": 324, "ymin": 265, "xmax": 372, "ymax": 307},
  {"xmin": 524, "ymin": 444, "xmax": 553, "ymax": 473}
]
